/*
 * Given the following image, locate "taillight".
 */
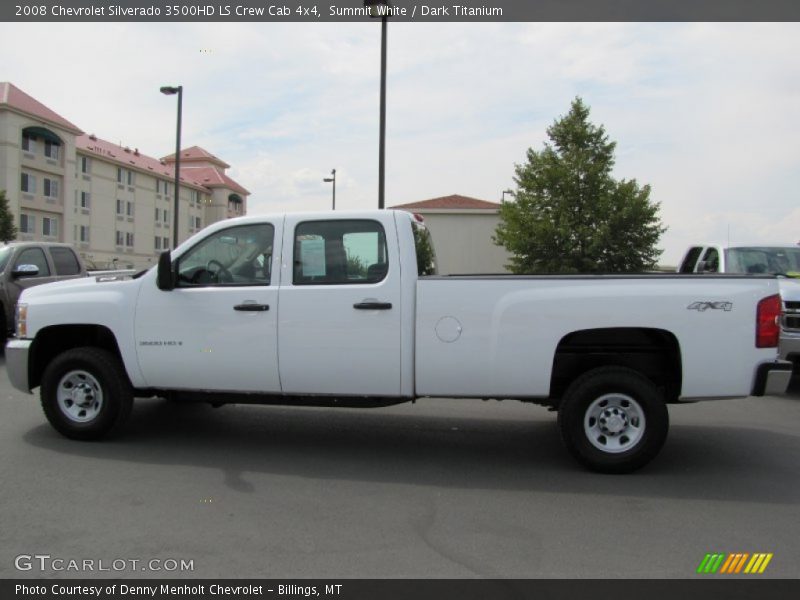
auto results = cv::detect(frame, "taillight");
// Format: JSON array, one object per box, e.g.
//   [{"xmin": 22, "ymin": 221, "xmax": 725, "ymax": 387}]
[{"xmin": 756, "ymin": 294, "xmax": 781, "ymax": 348}]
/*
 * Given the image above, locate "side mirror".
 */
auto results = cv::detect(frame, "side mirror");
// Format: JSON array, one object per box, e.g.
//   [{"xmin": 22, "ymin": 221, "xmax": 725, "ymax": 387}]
[
  {"xmin": 156, "ymin": 251, "xmax": 175, "ymax": 291},
  {"xmin": 11, "ymin": 264, "xmax": 39, "ymax": 278}
]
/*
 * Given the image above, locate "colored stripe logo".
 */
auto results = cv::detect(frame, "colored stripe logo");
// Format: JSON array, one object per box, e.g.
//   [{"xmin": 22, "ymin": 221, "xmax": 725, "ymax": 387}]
[{"xmin": 697, "ymin": 553, "xmax": 773, "ymax": 574}]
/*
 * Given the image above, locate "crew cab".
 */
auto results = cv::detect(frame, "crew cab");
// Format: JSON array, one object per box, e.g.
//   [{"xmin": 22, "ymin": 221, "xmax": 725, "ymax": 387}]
[
  {"xmin": 677, "ymin": 243, "xmax": 800, "ymax": 381},
  {"xmin": 5, "ymin": 211, "xmax": 792, "ymax": 473}
]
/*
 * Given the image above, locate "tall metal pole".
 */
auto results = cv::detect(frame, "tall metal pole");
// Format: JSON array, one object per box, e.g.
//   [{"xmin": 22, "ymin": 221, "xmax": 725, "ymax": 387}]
[
  {"xmin": 332, "ymin": 169, "xmax": 336, "ymax": 210},
  {"xmin": 172, "ymin": 86, "xmax": 182, "ymax": 249},
  {"xmin": 378, "ymin": 16, "xmax": 387, "ymax": 209}
]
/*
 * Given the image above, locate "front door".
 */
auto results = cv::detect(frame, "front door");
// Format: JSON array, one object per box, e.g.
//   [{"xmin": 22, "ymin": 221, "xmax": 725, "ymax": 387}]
[
  {"xmin": 135, "ymin": 221, "xmax": 282, "ymax": 393},
  {"xmin": 277, "ymin": 215, "xmax": 402, "ymax": 397}
]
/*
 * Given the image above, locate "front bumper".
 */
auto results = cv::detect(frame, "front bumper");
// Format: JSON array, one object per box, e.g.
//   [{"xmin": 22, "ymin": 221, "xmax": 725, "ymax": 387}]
[{"xmin": 5, "ymin": 339, "xmax": 32, "ymax": 394}]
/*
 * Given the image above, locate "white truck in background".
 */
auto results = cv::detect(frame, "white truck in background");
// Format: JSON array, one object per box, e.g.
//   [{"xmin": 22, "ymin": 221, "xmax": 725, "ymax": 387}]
[
  {"xmin": 4, "ymin": 211, "xmax": 792, "ymax": 473},
  {"xmin": 677, "ymin": 244, "xmax": 800, "ymax": 380}
]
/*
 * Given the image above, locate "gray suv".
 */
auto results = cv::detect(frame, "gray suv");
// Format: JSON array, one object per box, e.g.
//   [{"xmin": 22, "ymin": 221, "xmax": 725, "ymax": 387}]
[{"xmin": 0, "ymin": 242, "xmax": 86, "ymax": 342}]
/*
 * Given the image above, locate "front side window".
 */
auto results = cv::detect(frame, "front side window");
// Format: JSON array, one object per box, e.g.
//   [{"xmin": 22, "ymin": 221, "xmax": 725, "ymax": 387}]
[
  {"xmin": 15, "ymin": 247, "xmax": 50, "ymax": 276},
  {"xmin": 293, "ymin": 220, "xmax": 388, "ymax": 285},
  {"xmin": 176, "ymin": 223, "xmax": 274, "ymax": 287},
  {"xmin": 701, "ymin": 248, "xmax": 720, "ymax": 273}
]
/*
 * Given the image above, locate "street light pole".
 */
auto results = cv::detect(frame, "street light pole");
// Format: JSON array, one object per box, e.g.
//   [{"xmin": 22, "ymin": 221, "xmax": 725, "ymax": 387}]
[
  {"xmin": 323, "ymin": 169, "xmax": 336, "ymax": 210},
  {"xmin": 502, "ymin": 189, "xmax": 515, "ymax": 203},
  {"xmin": 160, "ymin": 85, "xmax": 182, "ymax": 249},
  {"xmin": 365, "ymin": 1, "xmax": 391, "ymax": 209},
  {"xmin": 378, "ymin": 15, "xmax": 387, "ymax": 209}
]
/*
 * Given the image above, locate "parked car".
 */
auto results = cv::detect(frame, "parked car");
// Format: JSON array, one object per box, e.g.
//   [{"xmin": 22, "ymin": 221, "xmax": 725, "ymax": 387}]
[
  {"xmin": 5, "ymin": 212, "xmax": 791, "ymax": 473},
  {"xmin": 677, "ymin": 244, "xmax": 800, "ymax": 381},
  {"xmin": 0, "ymin": 242, "xmax": 87, "ymax": 342}
]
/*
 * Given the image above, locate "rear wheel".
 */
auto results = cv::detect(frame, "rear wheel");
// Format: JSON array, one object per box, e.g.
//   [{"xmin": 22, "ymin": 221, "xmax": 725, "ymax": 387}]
[
  {"xmin": 40, "ymin": 347, "xmax": 133, "ymax": 440},
  {"xmin": 558, "ymin": 366, "xmax": 669, "ymax": 473}
]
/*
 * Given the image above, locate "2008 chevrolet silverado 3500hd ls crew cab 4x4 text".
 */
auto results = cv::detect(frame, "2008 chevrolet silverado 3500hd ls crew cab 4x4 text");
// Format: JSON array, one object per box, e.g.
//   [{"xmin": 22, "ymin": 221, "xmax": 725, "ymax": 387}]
[{"xmin": 5, "ymin": 210, "xmax": 792, "ymax": 473}]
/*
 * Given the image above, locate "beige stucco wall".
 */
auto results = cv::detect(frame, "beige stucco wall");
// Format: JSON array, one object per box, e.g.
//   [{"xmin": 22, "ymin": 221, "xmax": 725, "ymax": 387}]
[
  {"xmin": 413, "ymin": 210, "xmax": 511, "ymax": 275},
  {"xmin": 1, "ymin": 104, "xmax": 242, "ymax": 269}
]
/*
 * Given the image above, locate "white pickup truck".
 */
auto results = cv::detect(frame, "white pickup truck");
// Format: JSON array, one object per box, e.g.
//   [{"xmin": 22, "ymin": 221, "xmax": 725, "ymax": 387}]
[
  {"xmin": 5, "ymin": 211, "xmax": 792, "ymax": 473},
  {"xmin": 677, "ymin": 243, "xmax": 800, "ymax": 380}
]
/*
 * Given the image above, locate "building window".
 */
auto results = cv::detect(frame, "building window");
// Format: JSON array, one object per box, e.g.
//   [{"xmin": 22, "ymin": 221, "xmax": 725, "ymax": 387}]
[
  {"xmin": 163, "ymin": 210, "xmax": 169, "ymax": 225},
  {"xmin": 22, "ymin": 132, "xmax": 37, "ymax": 152},
  {"xmin": 20, "ymin": 214, "xmax": 35, "ymax": 234},
  {"xmin": 80, "ymin": 156, "xmax": 91, "ymax": 174},
  {"xmin": 194, "ymin": 216, "xmax": 202, "ymax": 229},
  {"xmin": 116, "ymin": 230, "xmax": 124, "ymax": 246},
  {"xmin": 155, "ymin": 207, "xmax": 161, "ymax": 221},
  {"xmin": 190, "ymin": 189, "xmax": 198, "ymax": 205},
  {"xmin": 79, "ymin": 191, "xmax": 91, "ymax": 210},
  {"xmin": 43, "ymin": 178, "xmax": 59, "ymax": 199},
  {"xmin": 126, "ymin": 201, "xmax": 134, "ymax": 218},
  {"xmin": 155, "ymin": 237, "xmax": 162, "ymax": 250},
  {"xmin": 42, "ymin": 217, "xmax": 58, "ymax": 238},
  {"xmin": 78, "ymin": 225, "xmax": 90, "ymax": 243},
  {"xmin": 126, "ymin": 232, "xmax": 135, "ymax": 247},
  {"xmin": 116, "ymin": 199, "xmax": 124, "ymax": 215},
  {"xmin": 157, "ymin": 180, "xmax": 170, "ymax": 195},
  {"xmin": 117, "ymin": 168, "xmax": 135, "ymax": 185},
  {"xmin": 163, "ymin": 237, "xmax": 169, "ymax": 249},
  {"xmin": 44, "ymin": 140, "xmax": 60, "ymax": 160},
  {"xmin": 21, "ymin": 172, "xmax": 36, "ymax": 193}
]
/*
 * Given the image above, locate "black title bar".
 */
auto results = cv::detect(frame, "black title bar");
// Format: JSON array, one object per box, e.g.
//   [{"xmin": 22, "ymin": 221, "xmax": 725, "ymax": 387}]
[{"xmin": 4, "ymin": 0, "xmax": 800, "ymax": 22}]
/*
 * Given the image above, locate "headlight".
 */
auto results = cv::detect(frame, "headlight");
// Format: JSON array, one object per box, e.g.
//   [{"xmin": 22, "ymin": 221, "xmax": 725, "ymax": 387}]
[{"xmin": 16, "ymin": 303, "xmax": 28, "ymax": 339}]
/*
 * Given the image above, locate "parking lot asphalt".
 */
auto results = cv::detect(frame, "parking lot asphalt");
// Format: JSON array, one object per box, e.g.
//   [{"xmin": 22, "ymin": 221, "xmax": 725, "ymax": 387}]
[{"xmin": 1, "ymin": 355, "xmax": 798, "ymax": 579}]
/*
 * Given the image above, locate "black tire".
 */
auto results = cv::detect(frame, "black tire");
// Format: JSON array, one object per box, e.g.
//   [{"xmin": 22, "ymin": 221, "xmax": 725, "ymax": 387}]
[
  {"xmin": 40, "ymin": 347, "xmax": 133, "ymax": 440},
  {"xmin": 557, "ymin": 366, "xmax": 669, "ymax": 474},
  {"xmin": 0, "ymin": 308, "xmax": 7, "ymax": 348}
]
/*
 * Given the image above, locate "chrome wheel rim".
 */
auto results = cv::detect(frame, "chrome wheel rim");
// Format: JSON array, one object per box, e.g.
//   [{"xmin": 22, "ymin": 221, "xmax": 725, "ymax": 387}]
[
  {"xmin": 584, "ymin": 393, "xmax": 645, "ymax": 454},
  {"xmin": 56, "ymin": 370, "xmax": 104, "ymax": 423}
]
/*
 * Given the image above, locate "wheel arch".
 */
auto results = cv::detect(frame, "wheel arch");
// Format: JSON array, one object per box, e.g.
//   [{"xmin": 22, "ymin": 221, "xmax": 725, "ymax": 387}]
[
  {"xmin": 550, "ymin": 327, "xmax": 683, "ymax": 404},
  {"xmin": 29, "ymin": 324, "xmax": 127, "ymax": 390}
]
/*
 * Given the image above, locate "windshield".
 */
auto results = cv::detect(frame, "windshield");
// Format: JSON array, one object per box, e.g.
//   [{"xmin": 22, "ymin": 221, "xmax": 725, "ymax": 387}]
[
  {"xmin": 725, "ymin": 247, "xmax": 800, "ymax": 276},
  {"xmin": 0, "ymin": 247, "xmax": 12, "ymax": 274}
]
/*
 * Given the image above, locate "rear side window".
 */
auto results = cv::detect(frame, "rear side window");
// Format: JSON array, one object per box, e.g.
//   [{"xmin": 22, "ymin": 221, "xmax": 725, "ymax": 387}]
[
  {"xmin": 14, "ymin": 247, "xmax": 51, "ymax": 276},
  {"xmin": 293, "ymin": 220, "xmax": 388, "ymax": 285},
  {"xmin": 50, "ymin": 247, "xmax": 82, "ymax": 275}
]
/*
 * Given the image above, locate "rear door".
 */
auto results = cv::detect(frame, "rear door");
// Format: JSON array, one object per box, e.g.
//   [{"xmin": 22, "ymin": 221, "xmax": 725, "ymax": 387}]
[{"xmin": 277, "ymin": 214, "xmax": 402, "ymax": 396}]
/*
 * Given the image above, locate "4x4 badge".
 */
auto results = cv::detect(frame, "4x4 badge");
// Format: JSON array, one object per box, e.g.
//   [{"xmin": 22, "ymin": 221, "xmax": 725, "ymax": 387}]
[{"xmin": 688, "ymin": 301, "xmax": 733, "ymax": 312}]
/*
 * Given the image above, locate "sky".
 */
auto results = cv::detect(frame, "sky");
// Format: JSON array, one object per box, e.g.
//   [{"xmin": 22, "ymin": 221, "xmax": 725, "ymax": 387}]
[{"xmin": 2, "ymin": 21, "xmax": 799, "ymax": 264}]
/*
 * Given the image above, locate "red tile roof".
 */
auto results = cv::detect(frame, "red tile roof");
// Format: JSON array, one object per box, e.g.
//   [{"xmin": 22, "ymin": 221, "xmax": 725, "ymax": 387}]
[
  {"xmin": 182, "ymin": 166, "xmax": 250, "ymax": 196},
  {"xmin": 0, "ymin": 82, "xmax": 82, "ymax": 134},
  {"xmin": 162, "ymin": 145, "xmax": 230, "ymax": 168},
  {"xmin": 392, "ymin": 194, "xmax": 502, "ymax": 210},
  {"xmin": 77, "ymin": 135, "xmax": 218, "ymax": 193}
]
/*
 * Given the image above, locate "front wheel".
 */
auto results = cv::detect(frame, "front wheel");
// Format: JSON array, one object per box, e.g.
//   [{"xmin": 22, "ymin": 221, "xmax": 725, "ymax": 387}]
[
  {"xmin": 40, "ymin": 347, "xmax": 133, "ymax": 440},
  {"xmin": 557, "ymin": 366, "xmax": 669, "ymax": 473}
]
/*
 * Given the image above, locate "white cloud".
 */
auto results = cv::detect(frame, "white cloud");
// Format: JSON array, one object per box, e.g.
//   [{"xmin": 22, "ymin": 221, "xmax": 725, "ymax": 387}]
[{"xmin": 2, "ymin": 21, "xmax": 799, "ymax": 263}]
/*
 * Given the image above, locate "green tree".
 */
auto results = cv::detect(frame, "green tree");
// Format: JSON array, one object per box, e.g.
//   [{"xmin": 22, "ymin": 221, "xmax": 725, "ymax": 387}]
[
  {"xmin": 494, "ymin": 98, "xmax": 665, "ymax": 273},
  {"xmin": 0, "ymin": 190, "xmax": 17, "ymax": 242}
]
